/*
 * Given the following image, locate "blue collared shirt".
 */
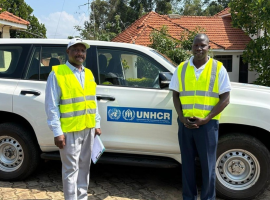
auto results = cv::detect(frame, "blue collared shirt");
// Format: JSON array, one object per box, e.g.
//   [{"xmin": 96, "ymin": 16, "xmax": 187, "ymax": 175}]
[{"xmin": 45, "ymin": 61, "xmax": 101, "ymax": 137}]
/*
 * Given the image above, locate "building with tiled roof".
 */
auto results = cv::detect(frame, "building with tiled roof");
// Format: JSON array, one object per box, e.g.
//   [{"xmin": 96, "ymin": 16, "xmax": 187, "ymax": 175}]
[
  {"xmin": 0, "ymin": 8, "xmax": 30, "ymax": 38},
  {"xmin": 215, "ymin": 7, "xmax": 231, "ymax": 17},
  {"xmin": 112, "ymin": 8, "xmax": 257, "ymax": 83}
]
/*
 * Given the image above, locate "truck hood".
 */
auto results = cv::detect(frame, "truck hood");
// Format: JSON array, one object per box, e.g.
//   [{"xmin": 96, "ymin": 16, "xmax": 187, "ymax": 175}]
[
  {"xmin": 220, "ymin": 82, "xmax": 270, "ymax": 130},
  {"xmin": 230, "ymin": 82, "xmax": 270, "ymax": 108},
  {"xmin": 231, "ymin": 82, "xmax": 270, "ymax": 93}
]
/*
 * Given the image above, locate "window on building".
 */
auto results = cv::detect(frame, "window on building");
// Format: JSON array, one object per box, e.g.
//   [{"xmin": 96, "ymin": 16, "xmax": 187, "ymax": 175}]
[{"xmin": 214, "ymin": 55, "xmax": 232, "ymax": 72}]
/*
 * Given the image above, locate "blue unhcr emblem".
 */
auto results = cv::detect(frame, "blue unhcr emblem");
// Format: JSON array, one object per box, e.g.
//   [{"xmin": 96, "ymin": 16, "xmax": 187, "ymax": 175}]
[
  {"xmin": 107, "ymin": 106, "xmax": 172, "ymax": 125},
  {"xmin": 108, "ymin": 108, "xmax": 121, "ymax": 120}
]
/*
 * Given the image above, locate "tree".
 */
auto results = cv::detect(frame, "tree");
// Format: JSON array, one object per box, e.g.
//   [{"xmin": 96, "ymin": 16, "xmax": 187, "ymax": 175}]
[
  {"xmin": 75, "ymin": 11, "xmax": 120, "ymax": 41},
  {"xmin": 203, "ymin": 1, "xmax": 224, "ymax": 16},
  {"xmin": 155, "ymin": 0, "xmax": 172, "ymax": 15},
  {"xmin": 130, "ymin": 0, "xmax": 154, "ymax": 14},
  {"xmin": 75, "ymin": 0, "xmax": 174, "ymax": 41},
  {"xmin": 0, "ymin": 0, "xmax": 46, "ymax": 38},
  {"xmin": 230, "ymin": 0, "xmax": 270, "ymax": 86},
  {"xmin": 149, "ymin": 25, "xmax": 204, "ymax": 65},
  {"xmin": 182, "ymin": 0, "xmax": 203, "ymax": 16},
  {"xmin": 75, "ymin": 0, "xmax": 131, "ymax": 40},
  {"xmin": 176, "ymin": 0, "xmax": 230, "ymax": 16},
  {"xmin": 216, "ymin": 0, "xmax": 230, "ymax": 7}
]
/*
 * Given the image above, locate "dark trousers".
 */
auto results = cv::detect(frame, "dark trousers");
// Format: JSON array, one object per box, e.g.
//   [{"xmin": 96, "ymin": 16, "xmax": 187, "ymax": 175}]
[{"xmin": 178, "ymin": 119, "xmax": 219, "ymax": 200}]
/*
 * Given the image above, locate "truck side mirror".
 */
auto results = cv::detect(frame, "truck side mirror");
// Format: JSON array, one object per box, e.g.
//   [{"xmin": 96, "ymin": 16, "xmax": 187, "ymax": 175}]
[{"xmin": 159, "ymin": 72, "xmax": 172, "ymax": 89}]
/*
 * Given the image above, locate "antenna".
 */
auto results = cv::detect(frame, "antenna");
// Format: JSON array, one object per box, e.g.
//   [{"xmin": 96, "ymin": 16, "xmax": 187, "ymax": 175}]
[
  {"xmin": 88, "ymin": 0, "xmax": 90, "ymax": 39},
  {"xmin": 54, "ymin": 0, "xmax": 66, "ymax": 38},
  {"xmin": 92, "ymin": 0, "xmax": 95, "ymax": 39},
  {"xmin": 119, "ymin": 17, "xmax": 135, "ymax": 44},
  {"xmin": 79, "ymin": 1, "xmax": 93, "ymax": 39}
]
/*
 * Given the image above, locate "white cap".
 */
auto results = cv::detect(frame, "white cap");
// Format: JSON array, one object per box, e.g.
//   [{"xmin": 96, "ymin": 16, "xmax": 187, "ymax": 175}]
[{"xmin": 67, "ymin": 38, "xmax": 90, "ymax": 49}]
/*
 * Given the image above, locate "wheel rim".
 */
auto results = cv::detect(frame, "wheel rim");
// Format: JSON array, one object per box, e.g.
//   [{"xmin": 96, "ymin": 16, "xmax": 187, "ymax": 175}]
[
  {"xmin": 0, "ymin": 136, "xmax": 24, "ymax": 172},
  {"xmin": 216, "ymin": 149, "xmax": 260, "ymax": 190}
]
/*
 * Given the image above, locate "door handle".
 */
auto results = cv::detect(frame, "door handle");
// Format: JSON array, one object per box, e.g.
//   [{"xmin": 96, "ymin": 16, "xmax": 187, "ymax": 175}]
[
  {"xmin": 20, "ymin": 90, "xmax": 41, "ymax": 96},
  {"xmin": 96, "ymin": 95, "xmax": 115, "ymax": 101}
]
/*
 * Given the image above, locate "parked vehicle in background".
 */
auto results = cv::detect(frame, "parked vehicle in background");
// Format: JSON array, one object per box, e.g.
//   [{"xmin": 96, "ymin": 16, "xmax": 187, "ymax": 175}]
[{"xmin": 0, "ymin": 39, "xmax": 270, "ymax": 200}]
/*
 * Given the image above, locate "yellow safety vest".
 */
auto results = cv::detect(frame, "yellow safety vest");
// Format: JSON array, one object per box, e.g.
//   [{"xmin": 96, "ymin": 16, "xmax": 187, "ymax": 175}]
[
  {"xmin": 177, "ymin": 58, "xmax": 222, "ymax": 120},
  {"xmin": 52, "ymin": 64, "xmax": 96, "ymax": 132}
]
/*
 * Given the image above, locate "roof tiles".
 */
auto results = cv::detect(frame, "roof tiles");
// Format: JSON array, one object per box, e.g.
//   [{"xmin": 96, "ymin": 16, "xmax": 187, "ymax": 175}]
[
  {"xmin": 112, "ymin": 9, "xmax": 250, "ymax": 50},
  {"xmin": 215, "ymin": 7, "xmax": 231, "ymax": 17},
  {"xmin": 0, "ymin": 9, "xmax": 30, "ymax": 25}
]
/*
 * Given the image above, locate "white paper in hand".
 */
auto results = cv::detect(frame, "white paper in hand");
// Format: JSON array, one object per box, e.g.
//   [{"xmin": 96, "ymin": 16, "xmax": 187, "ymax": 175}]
[{"xmin": 91, "ymin": 135, "xmax": 105, "ymax": 164}]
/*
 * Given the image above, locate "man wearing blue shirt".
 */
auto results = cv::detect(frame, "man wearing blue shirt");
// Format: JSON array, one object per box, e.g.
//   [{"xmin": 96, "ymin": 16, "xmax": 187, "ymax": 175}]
[{"xmin": 45, "ymin": 38, "xmax": 101, "ymax": 200}]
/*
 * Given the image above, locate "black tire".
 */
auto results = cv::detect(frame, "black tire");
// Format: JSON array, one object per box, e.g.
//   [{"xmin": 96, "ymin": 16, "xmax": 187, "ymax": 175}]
[
  {"xmin": 216, "ymin": 133, "xmax": 270, "ymax": 200},
  {"xmin": 0, "ymin": 123, "xmax": 40, "ymax": 180}
]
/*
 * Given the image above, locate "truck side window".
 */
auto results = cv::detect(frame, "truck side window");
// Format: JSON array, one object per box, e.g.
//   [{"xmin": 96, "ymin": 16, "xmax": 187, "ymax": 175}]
[
  {"xmin": 25, "ymin": 46, "xmax": 67, "ymax": 81},
  {"xmin": 97, "ymin": 48, "xmax": 168, "ymax": 88},
  {"xmin": 0, "ymin": 45, "xmax": 25, "ymax": 79}
]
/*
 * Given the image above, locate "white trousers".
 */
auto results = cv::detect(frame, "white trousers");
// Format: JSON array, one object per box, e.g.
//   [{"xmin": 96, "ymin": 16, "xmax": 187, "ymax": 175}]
[{"xmin": 59, "ymin": 128, "xmax": 95, "ymax": 200}]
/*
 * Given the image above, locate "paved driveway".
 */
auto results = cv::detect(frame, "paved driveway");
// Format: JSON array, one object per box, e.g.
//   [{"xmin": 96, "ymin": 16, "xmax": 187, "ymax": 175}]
[{"xmin": 1, "ymin": 160, "xmax": 270, "ymax": 200}]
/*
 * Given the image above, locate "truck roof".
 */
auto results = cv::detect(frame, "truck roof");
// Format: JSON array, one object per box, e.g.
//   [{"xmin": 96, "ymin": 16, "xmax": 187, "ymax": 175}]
[{"xmin": 0, "ymin": 38, "xmax": 153, "ymax": 51}]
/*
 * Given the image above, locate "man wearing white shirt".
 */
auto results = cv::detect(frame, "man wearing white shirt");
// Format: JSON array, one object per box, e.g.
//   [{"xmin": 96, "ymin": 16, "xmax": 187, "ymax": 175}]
[
  {"xmin": 169, "ymin": 33, "xmax": 231, "ymax": 200},
  {"xmin": 45, "ymin": 38, "xmax": 101, "ymax": 200}
]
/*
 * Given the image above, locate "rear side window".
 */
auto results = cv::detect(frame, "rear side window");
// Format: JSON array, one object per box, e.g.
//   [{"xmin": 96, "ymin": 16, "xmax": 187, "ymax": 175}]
[
  {"xmin": 25, "ymin": 46, "xmax": 67, "ymax": 81},
  {"xmin": 0, "ymin": 45, "xmax": 30, "ymax": 79}
]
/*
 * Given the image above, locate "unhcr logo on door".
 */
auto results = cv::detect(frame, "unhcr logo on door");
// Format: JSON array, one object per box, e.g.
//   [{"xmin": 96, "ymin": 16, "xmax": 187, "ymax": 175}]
[
  {"xmin": 107, "ymin": 106, "xmax": 172, "ymax": 125},
  {"xmin": 122, "ymin": 109, "xmax": 135, "ymax": 120}
]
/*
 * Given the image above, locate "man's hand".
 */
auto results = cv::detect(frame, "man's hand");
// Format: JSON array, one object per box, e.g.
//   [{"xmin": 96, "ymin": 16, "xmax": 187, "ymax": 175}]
[
  {"xmin": 179, "ymin": 116, "xmax": 199, "ymax": 129},
  {"xmin": 95, "ymin": 128, "xmax": 101, "ymax": 136},
  {"xmin": 189, "ymin": 117, "xmax": 210, "ymax": 126},
  {"xmin": 54, "ymin": 135, "xmax": 66, "ymax": 149}
]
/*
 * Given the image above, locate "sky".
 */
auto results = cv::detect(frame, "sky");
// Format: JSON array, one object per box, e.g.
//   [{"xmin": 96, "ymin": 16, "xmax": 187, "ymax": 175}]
[{"xmin": 24, "ymin": 0, "xmax": 90, "ymax": 39}]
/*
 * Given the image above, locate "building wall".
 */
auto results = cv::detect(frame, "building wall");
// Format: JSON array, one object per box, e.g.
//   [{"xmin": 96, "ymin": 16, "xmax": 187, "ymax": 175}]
[
  {"xmin": 121, "ymin": 54, "xmax": 137, "ymax": 79},
  {"xmin": 0, "ymin": 51, "xmax": 11, "ymax": 72},
  {"xmin": 0, "ymin": 25, "xmax": 10, "ymax": 38},
  {"xmin": 213, "ymin": 51, "xmax": 257, "ymax": 83},
  {"xmin": 0, "ymin": 20, "xmax": 28, "ymax": 38},
  {"xmin": 250, "ymin": 29, "xmax": 264, "ymax": 40},
  {"xmin": 248, "ymin": 64, "xmax": 258, "ymax": 83}
]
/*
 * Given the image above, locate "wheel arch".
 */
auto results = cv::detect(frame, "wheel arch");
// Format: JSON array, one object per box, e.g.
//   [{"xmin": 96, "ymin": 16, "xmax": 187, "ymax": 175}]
[
  {"xmin": 219, "ymin": 123, "xmax": 270, "ymax": 151},
  {"xmin": 0, "ymin": 111, "xmax": 41, "ymax": 151}
]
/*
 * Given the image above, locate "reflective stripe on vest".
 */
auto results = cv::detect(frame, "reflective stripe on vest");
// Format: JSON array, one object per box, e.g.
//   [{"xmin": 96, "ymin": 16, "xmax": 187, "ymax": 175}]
[
  {"xmin": 52, "ymin": 64, "xmax": 97, "ymax": 132},
  {"xmin": 181, "ymin": 104, "xmax": 214, "ymax": 111},
  {"xmin": 60, "ymin": 108, "xmax": 97, "ymax": 118},
  {"xmin": 177, "ymin": 58, "xmax": 222, "ymax": 120},
  {"xmin": 60, "ymin": 95, "xmax": 96, "ymax": 105}
]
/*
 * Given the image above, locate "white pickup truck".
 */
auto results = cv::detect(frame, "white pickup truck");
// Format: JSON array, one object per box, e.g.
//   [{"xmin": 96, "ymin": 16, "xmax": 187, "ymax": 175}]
[{"xmin": 0, "ymin": 39, "xmax": 270, "ymax": 200}]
